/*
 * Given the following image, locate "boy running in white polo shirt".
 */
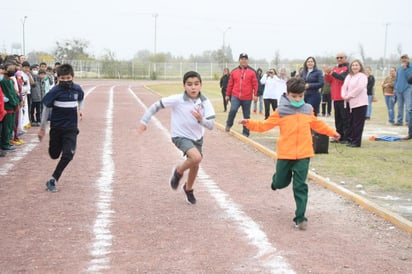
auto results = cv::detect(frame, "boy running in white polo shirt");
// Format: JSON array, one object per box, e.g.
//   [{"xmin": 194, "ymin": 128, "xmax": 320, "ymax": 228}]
[{"xmin": 137, "ymin": 71, "xmax": 215, "ymax": 204}]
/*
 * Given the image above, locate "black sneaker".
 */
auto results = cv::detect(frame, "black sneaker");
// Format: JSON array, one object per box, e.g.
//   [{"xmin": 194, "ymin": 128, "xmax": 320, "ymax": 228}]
[
  {"xmin": 45, "ymin": 178, "xmax": 57, "ymax": 192},
  {"xmin": 182, "ymin": 184, "xmax": 196, "ymax": 205},
  {"xmin": 170, "ymin": 168, "xmax": 182, "ymax": 190}
]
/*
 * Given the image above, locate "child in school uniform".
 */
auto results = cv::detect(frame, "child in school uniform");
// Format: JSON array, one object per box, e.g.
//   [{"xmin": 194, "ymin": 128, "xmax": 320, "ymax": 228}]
[
  {"xmin": 137, "ymin": 71, "xmax": 215, "ymax": 204},
  {"xmin": 239, "ymin": 77, "xmax": 340, "ymax": 230}
]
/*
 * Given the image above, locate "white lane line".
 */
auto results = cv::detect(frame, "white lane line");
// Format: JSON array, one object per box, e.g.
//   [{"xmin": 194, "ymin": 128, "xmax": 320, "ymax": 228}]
[
  {"xmin": 0, "ymin": 137, "xmax": 37, "ymax": 175},
  {"xmin": 87, "ymin": 86, "xmax": 115, "ymax": 272},
  {"xmin": 129, "ymin": 88, "xmax": 295, "ymax": 274},
  {"xmin": 0, "ymin": 86, "xmax": 97, "ymax": 177}
]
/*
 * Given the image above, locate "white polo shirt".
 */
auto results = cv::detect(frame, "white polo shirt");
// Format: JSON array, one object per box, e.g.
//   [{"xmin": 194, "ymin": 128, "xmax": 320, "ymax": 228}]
[{"xmin": 141, "ymin": 92, "xmax": 215, "ymax": 140}]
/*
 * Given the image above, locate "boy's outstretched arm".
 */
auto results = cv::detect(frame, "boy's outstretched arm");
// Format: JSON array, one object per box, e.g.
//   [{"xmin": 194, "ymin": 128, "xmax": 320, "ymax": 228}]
[
  {"xmin": 332, "ymin": 132, "xmax": 341, "ymax": 141},
  {"xmin": 238, "ymin": 119, "xmax": 249, "ymax": 125},
  {"xmin": 136, "ymin": 100, "xmax": 163, "ymax": 136},
  {"xmin": 136, "ymin": 124, "xmax": 147, "ymax": 136},
  {"xmin": 38, "ymin": 106, "xmax": 51, "ymax": 141}
]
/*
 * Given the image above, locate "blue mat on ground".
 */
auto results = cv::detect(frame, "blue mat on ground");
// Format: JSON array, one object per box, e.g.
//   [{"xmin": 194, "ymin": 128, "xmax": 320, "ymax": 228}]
[{"xmin": 373, "ymin": 136, "xmax": 402, "ymax": 141}]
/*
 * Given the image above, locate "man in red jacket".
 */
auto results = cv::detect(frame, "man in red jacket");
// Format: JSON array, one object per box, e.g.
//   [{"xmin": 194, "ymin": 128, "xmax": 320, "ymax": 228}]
[
  {"xmin": 324, "ymin": 52, "xmax": 350, "ymax": 143},
  {"xmin": 225, "ymin": 53, "xmax": 258, "ymax": 137}
]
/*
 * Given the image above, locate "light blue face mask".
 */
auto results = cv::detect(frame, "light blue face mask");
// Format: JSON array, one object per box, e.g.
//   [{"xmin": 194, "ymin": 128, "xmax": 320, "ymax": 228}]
[
  {"xmin": 290, "ymin": 100, "xmax": 305, "ymax": 108},
  {"xmin": 0, "ymin": 75, "xmax": 4, "ymax": 81}
]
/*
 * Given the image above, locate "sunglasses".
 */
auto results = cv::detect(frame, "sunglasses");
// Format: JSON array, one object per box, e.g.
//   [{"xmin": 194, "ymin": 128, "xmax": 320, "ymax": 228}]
[{"xmin": 336, "ymin": 56, "xmax": 345, "ymax": 60}]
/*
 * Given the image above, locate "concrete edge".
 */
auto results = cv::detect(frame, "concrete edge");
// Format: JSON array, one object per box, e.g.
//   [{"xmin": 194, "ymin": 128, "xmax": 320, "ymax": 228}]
[{"xmin": 216, "ymin": 122, "xmax": 412, "ymax": 234}]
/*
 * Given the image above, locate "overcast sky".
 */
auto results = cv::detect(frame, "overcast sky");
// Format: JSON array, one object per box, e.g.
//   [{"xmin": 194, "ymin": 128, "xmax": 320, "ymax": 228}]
[{"xmin": 1, "ymin": 0, "xmax": 411, "ymax": 61}]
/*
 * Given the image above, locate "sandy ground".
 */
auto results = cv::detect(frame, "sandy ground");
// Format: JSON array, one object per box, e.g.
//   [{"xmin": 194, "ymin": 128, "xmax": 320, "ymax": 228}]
[{"xmin": 0, "ymin": 80, "xmax": 411, "ymax": 273}]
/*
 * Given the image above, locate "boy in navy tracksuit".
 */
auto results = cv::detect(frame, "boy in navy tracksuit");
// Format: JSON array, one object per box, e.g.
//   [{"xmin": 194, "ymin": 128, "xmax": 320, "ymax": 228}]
[{"xmin": 38, "ymin": 64, "xmax": 84, "ymax": 192}]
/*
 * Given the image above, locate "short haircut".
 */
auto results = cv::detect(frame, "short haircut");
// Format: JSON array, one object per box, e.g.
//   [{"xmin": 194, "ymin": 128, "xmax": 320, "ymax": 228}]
[
  {"xmin": 40, "ymin": 62, "xmax": 47, "ymax": 66},
  {"xmin": 287, "ymin": 77, "xmax": 306, "ymax": 94},
  {"xmin": 183, "ymin": 71, "xmax": 202, "ymax": 84},
  {"xmin": 56, "ymin": 63, "xmax": 74, "ymax": 77}
]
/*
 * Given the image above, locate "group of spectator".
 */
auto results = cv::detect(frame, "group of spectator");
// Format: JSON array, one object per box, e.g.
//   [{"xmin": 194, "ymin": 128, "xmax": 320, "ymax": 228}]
[
  {"xmin": 0, "ymin": 54, "xmax": 59, "ymax": 157},
  {"xmin": 220, "ymin": 51, "xmax": 412, "ymax": 145}
]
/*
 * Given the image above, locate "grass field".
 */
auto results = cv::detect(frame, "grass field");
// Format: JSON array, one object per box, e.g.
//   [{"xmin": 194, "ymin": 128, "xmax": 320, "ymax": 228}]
[{"xmin": 146, "ymin": 81, "xmax": 411, "ymax": 195}]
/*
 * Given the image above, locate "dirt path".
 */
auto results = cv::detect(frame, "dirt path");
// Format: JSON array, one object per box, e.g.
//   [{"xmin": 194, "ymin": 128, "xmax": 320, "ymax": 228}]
[{"xmin": 0, "ymin": 80, "xmax": 411, "ymax": 273}]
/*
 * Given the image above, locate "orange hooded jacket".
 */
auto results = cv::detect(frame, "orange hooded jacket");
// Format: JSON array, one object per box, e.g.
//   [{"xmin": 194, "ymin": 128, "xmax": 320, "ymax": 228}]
[{"xmin": 245, "ymin": 95, "xmax": 337, "ymax": 160}]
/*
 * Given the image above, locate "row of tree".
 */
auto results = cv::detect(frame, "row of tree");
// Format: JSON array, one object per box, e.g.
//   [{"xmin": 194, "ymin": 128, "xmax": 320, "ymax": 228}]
[{"xmin": 22, "ymin": 38, "xmax": 405, "ymax": 71}]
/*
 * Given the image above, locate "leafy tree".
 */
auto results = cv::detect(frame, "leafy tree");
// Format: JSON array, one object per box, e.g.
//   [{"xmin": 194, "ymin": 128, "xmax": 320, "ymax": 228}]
[
  {"xmin": 54, "ymin": 38, "xmax": 90, "ymax": 62},
  {"xmin": 150, "ymin": 52, "xmax": 171, "ymax": 63},
  {"xmin": 134, "ymin": 49, "xmax": 151, "ymax": 61},
  {"xmin": 27, "ymin": 51, "xmax": 54, "ymax": 65},
  {"xmin": 100, "ymin": 49, "xmax": 118, "ymax": 78}
]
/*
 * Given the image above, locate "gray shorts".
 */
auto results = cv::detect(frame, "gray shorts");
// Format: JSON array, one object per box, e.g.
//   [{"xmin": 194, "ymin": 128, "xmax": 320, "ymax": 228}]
[{"xmin": 172, "ymin": 137, "xmax": 203, "ymax": 156}]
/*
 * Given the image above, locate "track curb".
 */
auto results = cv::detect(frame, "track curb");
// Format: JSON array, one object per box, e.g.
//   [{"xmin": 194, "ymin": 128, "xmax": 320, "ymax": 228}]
[{"xmin": 216, "ymin": 122, "xmax": 412, "ymax": 234}]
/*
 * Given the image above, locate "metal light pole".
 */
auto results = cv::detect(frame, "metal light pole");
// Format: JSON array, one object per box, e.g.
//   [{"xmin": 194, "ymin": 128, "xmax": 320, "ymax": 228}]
[
  {"xmin": 152, "ymin": 13, "xmax": 158, "ymax": 78},
  {"xmin": 153, "ymin": 13, "xmax": 158, "ymax": 56},
  {"xmin": 222, "ymin": 27, "xmax": 231, "ymax": 65},
  {"xmin": 383, "ymin": 22, "xmax": 390, "ymax": 71},
  {"xmin": 21, "ymin": 16, "xmax": 28, "ymax": 55},
  {"xmin": 222, "ymin": 26, "xmax": 231, "ymax": 49}
]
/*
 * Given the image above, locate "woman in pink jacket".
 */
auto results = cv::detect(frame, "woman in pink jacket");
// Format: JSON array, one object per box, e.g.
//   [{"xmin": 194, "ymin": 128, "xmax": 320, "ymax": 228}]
[{"xmin": 341, "ymin": 59, "xmax": 368, "ymax": 147}]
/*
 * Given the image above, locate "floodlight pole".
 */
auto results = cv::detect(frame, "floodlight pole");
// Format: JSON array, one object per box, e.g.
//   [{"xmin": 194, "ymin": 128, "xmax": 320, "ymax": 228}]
[
  {"xmin": 21, "ymin": 16, "xmax": 28, "ymax": 55},
  {"xmin": 383, "ymin": 22, "xmax": 390, "ymax": 70},
  {"xmin": 222, "ymin": 27, "xmax": 231, "ymax": 49},
  {"xmin": 153, "ymin": 13, "xmax": 158, "ymax": 56},
  {"xmin": 153, "ymin": 13, "xmax": 158, "ymax": 76}
]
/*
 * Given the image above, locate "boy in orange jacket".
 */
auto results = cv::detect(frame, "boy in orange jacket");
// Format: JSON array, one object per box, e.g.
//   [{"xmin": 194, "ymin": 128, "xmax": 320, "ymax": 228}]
[{"xmin": 239, "ymin": 77, "xmax": 340, "ymax": 230}]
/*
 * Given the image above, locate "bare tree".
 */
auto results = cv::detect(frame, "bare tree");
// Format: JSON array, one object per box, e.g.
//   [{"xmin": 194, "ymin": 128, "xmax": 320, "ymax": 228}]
[
  {"xmin": 397, "ymin": 44, "xmax": 403, "ymax": 57},
  {"xmin": 358, "ymin": 43, "xmax": 366, "ymax": 63},
  {"xmin": 272, "ymin": 50, "xmax": 280, "ymax": 67}
]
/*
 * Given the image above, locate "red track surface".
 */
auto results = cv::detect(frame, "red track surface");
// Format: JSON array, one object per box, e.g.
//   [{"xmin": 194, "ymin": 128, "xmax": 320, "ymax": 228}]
[{"xmin": 0, "ymin": 80, "xmax": 411, "ymax": 273}]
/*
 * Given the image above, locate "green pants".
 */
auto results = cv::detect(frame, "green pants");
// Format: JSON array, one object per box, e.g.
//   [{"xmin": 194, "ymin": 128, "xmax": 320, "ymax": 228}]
[
  {"xmin": 272, "ymin": 158, "xmax": 310, "ymax": 224},
  {"xmin": 1, "ymin": 112, "xmax": 15, "ymax": 149}
]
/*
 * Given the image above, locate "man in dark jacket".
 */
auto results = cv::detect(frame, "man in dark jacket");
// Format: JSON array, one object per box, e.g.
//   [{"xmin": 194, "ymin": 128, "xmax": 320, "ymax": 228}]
[{"xmin": 225, "ymin": 53, "xmax": 258, "ymax": 137}]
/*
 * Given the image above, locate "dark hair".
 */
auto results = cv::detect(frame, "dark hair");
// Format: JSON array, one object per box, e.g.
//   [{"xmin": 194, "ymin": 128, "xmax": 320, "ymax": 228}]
[
  {"xmin": 3, "ymin": 55, "xmax": 19, "ymax": 68},
  {"xmin": 183, "ymin": 71, "xmax": 201, "ymax": 84},
  {"xmin": 303, "ymin": 56, "xmax": 317, "ymax": 71},
  {"xmin": 56, "ymin": 64, "xmax": 74, "ymax": 77},
  {"xmin": 40, "ymin": 62, "xmax": 47, "ymax": 66},
  {"xmin": 287, "ymin": 77, "xmax": 306, "ymax": 94}
]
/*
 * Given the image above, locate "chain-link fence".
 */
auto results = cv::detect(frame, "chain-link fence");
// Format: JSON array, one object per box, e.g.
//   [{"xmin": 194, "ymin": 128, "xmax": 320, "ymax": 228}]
[{"xmin": 63, "ymin": 60, "xmax": 395, "ymax": 80}]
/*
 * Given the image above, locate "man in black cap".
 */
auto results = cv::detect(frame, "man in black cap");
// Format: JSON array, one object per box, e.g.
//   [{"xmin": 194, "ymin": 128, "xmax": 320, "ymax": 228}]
[{"xmin": 225, "ymin": 53, "xmax": 258, "ymax": 137}]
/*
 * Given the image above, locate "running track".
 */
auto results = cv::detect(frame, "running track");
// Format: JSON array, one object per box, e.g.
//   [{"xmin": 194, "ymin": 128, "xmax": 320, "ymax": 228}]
[{"xmin": 0, "ymin": 80, "xmax": 410, "ymax": 273}]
